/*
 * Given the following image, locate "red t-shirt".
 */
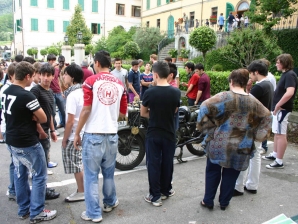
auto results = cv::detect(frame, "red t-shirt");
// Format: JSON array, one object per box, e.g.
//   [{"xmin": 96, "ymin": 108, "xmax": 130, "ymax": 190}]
[
  {"xmin": 197, "ymin": 73, "xmax": 211, "ymax": 101},
  {"xmin": 186, "ymin": 73, "xmax": 200, "ymax": 100},
  {"xmin": 82, "ymin": 66, "xmax": 93, "ymax": 82},
  {"xmin": 50, "ymin": 68, "xmax": 61, "ymax": 93}
]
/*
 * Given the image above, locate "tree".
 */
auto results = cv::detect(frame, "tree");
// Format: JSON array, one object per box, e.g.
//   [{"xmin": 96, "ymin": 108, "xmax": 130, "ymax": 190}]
[
  {"xmin": 221, "ymin": 28, "xmax": 282, "ymax": 68},
  {"xmin": 40, "ymin": 49, "xmax": 48, "ymax": 57},
  {"xmin": 106, "ymin": 26, "xmax": 132, "ymax": 54},
  {"xmin": 133, "ymin": 27, "xmax": 164, "ymax": 58},
  {"xmin": 93, "ymin": 37, "xmax": 108, "ymax": 53},
  {"xmin": 27, "ymin": 48, "xmax": 34, "ymax": 57},
  {"xmin": 246, "ymin": 0, "xmax": 298, "ymax": 33},
  {"xmin": 66, "ymin": 4, "xmax": 93, "ymax": 46},
  {"xmin": 31, "ymin": 48, "xmax": 38, "ymax": 58},
  {"xmin": 85, "ymin": 44, "xmax": 93, "ymax": 56},
  {"xmin": 189, "ymin": 26, "xmax": 217, "ymax": 59},
  {"xmin": 47, "ymin": 47, "xmax": 59, "ymax": 56},
  {"xmin": 123, "ymin": 41, "xmax": 140, "ymax": 59}
]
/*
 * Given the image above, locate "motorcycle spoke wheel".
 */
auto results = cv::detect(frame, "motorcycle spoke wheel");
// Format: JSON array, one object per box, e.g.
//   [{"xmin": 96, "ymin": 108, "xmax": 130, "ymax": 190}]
[{"xmin": 116, "ymin": 130, "xmax": 145, "ymax": 171}]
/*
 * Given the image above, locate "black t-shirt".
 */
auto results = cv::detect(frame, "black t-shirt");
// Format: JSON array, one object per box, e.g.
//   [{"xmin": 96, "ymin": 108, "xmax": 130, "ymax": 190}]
[
  {"xmin": 30, "ymin": 85, "xmax": 54, "ymax": 132},
  {"xmin": 142, "ymin": 86, "xmax": 181, "ymax": 141},
  {"xmin": 250, "ymin": 80, "xmax": 274, "ymax": 110},
  {"xmin": 2, "ymin": 85, "xmax": 41, "ymax": 147},
  {"xmin": 228, "ymin": 14, "xmax": 235, "ymax": 24},
  {"xmin": 272, "ymin": 70, "xmax": 298, "ymax": 112}
]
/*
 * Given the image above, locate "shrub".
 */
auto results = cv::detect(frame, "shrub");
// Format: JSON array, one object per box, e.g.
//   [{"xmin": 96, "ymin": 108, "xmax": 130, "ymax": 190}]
[
  {"xmin": 47, "ymin": 47, "xmax": 59, "ymax": 56},
  {"xmin": 40, "ymin": 49, "xmax": 48, "ymax": 56},
  {"xmin": 123, "ymin": 41, "xmax": 140, "ymax": 59},
  {"xmin": 212, "ymin": 64, "xmax": 223, "ymax": 71}
]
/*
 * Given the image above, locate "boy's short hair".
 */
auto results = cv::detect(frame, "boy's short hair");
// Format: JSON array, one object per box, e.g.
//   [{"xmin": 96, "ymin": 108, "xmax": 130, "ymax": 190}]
[
  {"xmin": 164, "ymin": 57, "xmax": 172, "ymax": 63},
  {"xmin": 152, "ymin": 61, "xmax": 170, "ymax": 79},
  {"xmin": 15, "ymin": 61, "xmax": 35, "ymax": 81},
  {"xmin": 114, "ymin": 57, "xmax": 122, "ymax": 63},
  {"xmin": 247, "ymin": 60, "xmax": 268, "ymax": 76},
  {"xmin": 168, "ymin": 63, "xmax": 177, "ymax": 79},
  {"xmin": 23, "ymin": 57, "xmax": 36, "ymax": 64},
  {"xmin": 195, "ymin": 63, "xmax": 204, "ymax": 71},
  {"xmin": 7, "ymin": 62, "xmax": 17, "ymax": 80},
  {"xmin": 228, "ymin": 68, "xmax": 249, "ymax": 88},
  {"xmin": 185, "ymin": 62, "xmax": 195, "ymax": 71},
  {"xmin": 15, "ymin": 55, "xmax": 24, "ymax": 62},
  {"xmin": 64, "ymin": 63, "xmax": 84, "ymax": 84},
  {"xmin": 150, "ymin": 54, "xmax": 157, "ymax": 60},
  {"xmin": 33, "ymin": 62, "xmax": 42, "ymax": 73},
  {"xmin": 47, "ymin": 54, "xmax": 57, "ymax": 62},
  {"xmin": 260, "ymin": 58, "xmax": 270, "ymax": 68},
  {"xmin": 94, "ymin": 50, "xmax": 111, "ymax": 68},
  {"xmin": 131, "ymin": 60, "xmax": 139, "ymax": 66},
  {"xmin": 40, "ymin": 63, "xmax": 55, "ymax": 76}
]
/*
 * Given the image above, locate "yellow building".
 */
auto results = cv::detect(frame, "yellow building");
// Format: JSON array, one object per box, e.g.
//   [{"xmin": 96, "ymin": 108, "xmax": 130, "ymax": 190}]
[{"xmin": 141, "ymin": 0, "xmax": 252, "ymax": 34}]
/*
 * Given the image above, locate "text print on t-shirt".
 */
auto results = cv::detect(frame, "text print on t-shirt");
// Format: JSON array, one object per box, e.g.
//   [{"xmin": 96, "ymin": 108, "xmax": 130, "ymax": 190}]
[
  {"xmin": 97, "ymin": 81, "xmax": 119, "ymax": 105},
  {"xmin": 1, "ymin": 94, "xmax": 17, "ymax": 114}
]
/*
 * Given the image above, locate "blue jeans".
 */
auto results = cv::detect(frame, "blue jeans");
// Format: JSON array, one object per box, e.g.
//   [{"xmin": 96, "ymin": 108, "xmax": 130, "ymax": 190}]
[
  {"xmin": 188, "ymin": 98, "xmax": 195, "ymax": 106},
  {"xmin": 145, "ymin": 137, "xmax": 176, "ymax": 202},
  {"xmin": 82, "ymin": 133, "xmax": 118, "ymax": 219},
  {"xmin": 3, "ymin": 132, "xmax": 15, "ymax": 196},
  {"xmin": 203, "ymin": 157, "xmax": 240, "ymax": 207},
  {"xmin": 261, "ymin": 140, "xmax": 268, "ymax": 152},
  {"xmin": 53, "ymin": 92, "xmax": 66, "ymax": 128},
  {"xmin": 7, "ymin": 143, "xmax": 47, "ymax": 219}
]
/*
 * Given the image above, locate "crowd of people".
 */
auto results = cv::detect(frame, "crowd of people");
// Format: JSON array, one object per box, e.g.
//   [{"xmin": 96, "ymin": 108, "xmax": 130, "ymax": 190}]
[{"xmin": 0, "ymin": 51, "xmax": 297, "ymax": 223}]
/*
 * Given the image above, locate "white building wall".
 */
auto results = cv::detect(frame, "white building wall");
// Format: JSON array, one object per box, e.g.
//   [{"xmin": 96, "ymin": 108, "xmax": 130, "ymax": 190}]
[{"xmin": 13, "ymin": 0, "xmax": 141, "ymax": 57}]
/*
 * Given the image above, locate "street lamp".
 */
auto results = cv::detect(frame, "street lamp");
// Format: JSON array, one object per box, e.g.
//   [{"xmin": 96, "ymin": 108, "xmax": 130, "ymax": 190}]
[
  {"xmin": 64, "ymin": 35, "xmax": 68, "ymax": 45},
  {"xmin": 77, "ymin": 31, "xmax": 82, "ymax": 44}
]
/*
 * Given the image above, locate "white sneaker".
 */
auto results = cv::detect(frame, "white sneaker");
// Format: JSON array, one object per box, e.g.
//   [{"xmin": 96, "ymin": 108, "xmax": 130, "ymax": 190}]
[
  {"xmin": 65, "ymin": 191, "xmax": 85, "ymax": 202},
  {"xmin": 103, "ymin": 199, "xmax": 119, "ymax": 212},
  {"xmin": 30, "ymin": 209, "xmax": 57, "ymax": 223},
  {"xmin": 47, "ymin": 170, "xmax": 53, "ymax": 175},
  {"xmin": 81, "ymin": 211, "xmax": 102, "ymax": 222},
  {"xmin": 55, "ymin": 130, "xmax": 60, "ymax": 136}
]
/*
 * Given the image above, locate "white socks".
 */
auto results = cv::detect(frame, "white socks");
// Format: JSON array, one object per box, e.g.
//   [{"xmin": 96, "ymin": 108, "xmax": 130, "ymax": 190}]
[{"xmin": 275, "ymin": 158, "xmax": 283, "ymax": 165}]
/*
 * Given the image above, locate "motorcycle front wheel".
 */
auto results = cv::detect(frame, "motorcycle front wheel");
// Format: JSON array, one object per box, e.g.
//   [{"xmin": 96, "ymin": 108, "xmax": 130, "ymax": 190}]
[
  {"xmin": 186, "ymin": 132, "xmax": 206, "ymax": 156},
  {"xmin": 116, "ymin": 129, "xmax": 146, "ymax": 171}
]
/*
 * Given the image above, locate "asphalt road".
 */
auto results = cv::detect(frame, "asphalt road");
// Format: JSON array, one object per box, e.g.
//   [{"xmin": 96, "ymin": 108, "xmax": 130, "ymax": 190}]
[{"xmin": 1, "ymin": 129, "xmax": 298, "ymax": 224}]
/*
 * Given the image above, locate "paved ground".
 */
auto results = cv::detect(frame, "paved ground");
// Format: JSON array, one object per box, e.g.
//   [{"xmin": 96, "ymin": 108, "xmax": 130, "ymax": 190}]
[{"xmin": 0, "ymin": 130, "xmax": 298, "ymax": 224}]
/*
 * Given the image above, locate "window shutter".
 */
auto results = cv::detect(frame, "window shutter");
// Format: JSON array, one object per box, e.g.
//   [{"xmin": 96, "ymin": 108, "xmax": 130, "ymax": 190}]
[
  {"xmin": 78, "ymin": 0, "xmax": 84, "ymax": 11},
  {"xmin": 63, "ymin": 0, "xmax": 69, "ymax": 10},
  {"xmin": 97, "ymin": 23, "xmax": 100, "ymax": 34},
  {"xmin": 47, "ymin": 0, "xmax": 54, "ymax": 8},
  {"xmin": 63, "ymin": 21, "xmax": 69, "ymax": 32},
  {"xmin": 157, "ymin": 0, "xmax": 161, "ymax": 6},
  {"xmin": 146, "ymin": 0, "xmax": 150, "ymax": 9},
  {"xmin": 30, "ymin": 0, "xmax": 38, "ymax": 6},
  {"xmin": 92, "ymin": 0, "xmax": 98, "ymax": 12}
]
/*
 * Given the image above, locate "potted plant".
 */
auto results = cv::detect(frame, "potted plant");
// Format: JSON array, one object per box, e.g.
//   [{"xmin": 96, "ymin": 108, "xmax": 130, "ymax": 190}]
[
  {"xmin": 180, "ymin": 49, "xmax": 190, "ymax": 62},
  {"xmin": 168, "ymin": 49, "xmax": 178, "ymax": 62}
]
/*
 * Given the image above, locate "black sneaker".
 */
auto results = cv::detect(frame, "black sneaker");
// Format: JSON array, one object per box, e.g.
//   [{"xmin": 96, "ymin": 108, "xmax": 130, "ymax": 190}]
[
  {"xmin": 262, "ymin": 153, "xmax": 276, "ymax": 161},
  {"xmin": 244, "ymin": 186, "xmax": 257, "ymax": 194},
  {"xmin": 266, "ymin": 161, "xmax": 284, "ymax": 169},
  {"xmin": 233, "ymin": 189, "xmax": 244, "ymax": 197}
]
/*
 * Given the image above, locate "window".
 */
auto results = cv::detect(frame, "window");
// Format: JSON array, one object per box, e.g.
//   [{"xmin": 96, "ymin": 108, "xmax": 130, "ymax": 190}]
[
  {"xmin": 157, "ymin": 19, "xmax": 160, "ymax": 28},
  {"xmin": 78, "ymin": 0, "xmax": 84, "ymax": 11},
  {"xmin": 211, "ymin": 7, "xmax": 218, "ymax": 24},
  {"xmin": 47, "ymin": 0, "xmax": 54, "ymax": 8},
  {"xmin": 91, "ymin": 23, "xmax": 101, "ymax": 34},
  {"xmin": 63, "ymin": 21, "xmax": 69, "ymax": 32},
  {"xmin": 146, "ymin": 21, "xmax": 150, "ymax": 27},
  {"xmin": 189, "ymin": 12, "xmax": 195, "ymax": 28},
  {"xmin": 132, "ymin": 6, "xmax": 141, "ymax": 17},
  {"xmin": 47, "ymin": 20, "xmax": 54, "ymax": 32},
  {"xmin": 157, "ymin": 0, "xmax": 161, "ymax": 6},
  {"xmin": 63, "ymin": 0, "xmax": 69, "ymax": 10},
  {"xmin": 146, "ymin": 0, "xmax": 150, "ymax": 10},
  {"xmin": 92, "ymin": 0, "xmax": 98, "ymax": 12},
  {"xmin": 16, "ymin": 19, "xmax": 22, "ymax": 31},
  {"xmin": 116, "ymin": 4, "xmax": 125, "ymax": 15},
  {"xmin": 30, "ymin": 0, "xmax": 38, "ymax": 6},
  {"xmin": 31, "ymin": 18, "xmax": 38, "ymax": 31},
  {"xmin": 238, "ymin": 2, "xmax": 249, "ymax": 11}
]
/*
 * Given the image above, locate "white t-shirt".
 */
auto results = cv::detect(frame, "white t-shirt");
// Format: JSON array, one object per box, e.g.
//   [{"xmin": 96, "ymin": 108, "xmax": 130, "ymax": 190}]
[
  {"xmin": 65, "ymin": 88, "xmax": 84, "ymax": 141},
  {"xmin": 266, "ymin": 72, "xmax": 277, "ymax": 91}
]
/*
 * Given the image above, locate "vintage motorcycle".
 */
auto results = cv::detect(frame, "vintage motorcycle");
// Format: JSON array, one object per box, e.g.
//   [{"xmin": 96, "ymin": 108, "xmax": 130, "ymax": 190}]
[{"xmin": 116, "ymin": 103, "xmax": 205, "ymax": 171}]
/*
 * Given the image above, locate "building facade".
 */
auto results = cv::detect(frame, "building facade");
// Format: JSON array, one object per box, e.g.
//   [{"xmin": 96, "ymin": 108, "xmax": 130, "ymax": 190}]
[
  {"xmin": 141, "ymin": 0, "xmax": 251, "ymax": 36},
  {"xmin": 13, "ymin": 0, "xmax": 141, "ymax": 56}
]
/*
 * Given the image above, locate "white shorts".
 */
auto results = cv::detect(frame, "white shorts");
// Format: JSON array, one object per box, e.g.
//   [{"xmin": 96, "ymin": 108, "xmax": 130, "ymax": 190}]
[{"xmin": 272, "ymin": 110, "xmax": 291, "ymax": 134}]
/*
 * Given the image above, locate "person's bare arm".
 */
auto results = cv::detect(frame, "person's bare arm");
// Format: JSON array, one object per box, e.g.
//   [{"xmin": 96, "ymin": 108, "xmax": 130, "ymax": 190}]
[
  {"xmin": 62, "ymin": 113, "xmax": 74, "ymax": 148},
  {"xmin": 141, "ymin": 79, "xmax": 152, "ymax": 87},
  {"xmin": 273, "ymin": 87, "xmax": 295, "ymax": 115},
  {"xmin": 49, "ymin": 115, "xmax": 57, "ymax": 142},
  {"xmin": 128, "ymin": 83, "xmax": 139, "ymax": 98},
  {"xmin": 185, "ymin": 84, "xmax": 194, "ymax": 96},
  {"xmin": 141, "ymin": 105, "xmax": 149, "ymax": 118},
  {"xmin": 73, "ymin": 106, "xmax": 91, "ymax": 150},
  {"xmin": 33, "ymin": 108, "xmax": 47, "ymax": 124},
  {"xmin": 195, "ymin": 90, "xmax": 202, "ymax": 105}
]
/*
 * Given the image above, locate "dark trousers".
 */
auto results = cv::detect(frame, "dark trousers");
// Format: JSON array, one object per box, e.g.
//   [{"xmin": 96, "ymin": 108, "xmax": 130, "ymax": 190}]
[
  {"xmin": 188, "ymin": 98, "xmax": 195, "ymax": 106},
  {"xmin": 261, "ymin": 140, "xmax": 268, "ymax": 151},
  {"xmin": 203, "ymin": 158, "xmax": 240, "ymax": 207},
  {"xmin": 145, "ymin": 137, "xmax": 176, "ymax": 202},
  {"xmin": 39, "ymin": 138, "xmax": 51, "ymax": 165}
]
